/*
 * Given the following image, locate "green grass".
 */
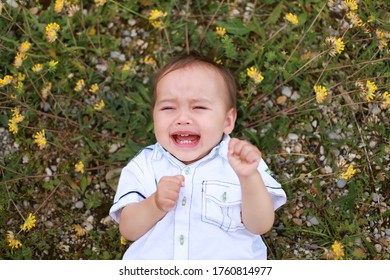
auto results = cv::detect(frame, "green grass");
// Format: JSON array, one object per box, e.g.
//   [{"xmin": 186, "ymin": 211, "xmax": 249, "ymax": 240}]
[{"xmin": 1, "ymin": 0, "xmax": 389, "ymax": 260}]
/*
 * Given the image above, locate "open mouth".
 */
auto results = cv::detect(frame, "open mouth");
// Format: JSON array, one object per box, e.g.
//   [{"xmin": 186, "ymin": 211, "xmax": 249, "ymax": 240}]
[{"xmin": 172, "ymin": 133, "xmax": 200, "ymax": 146}]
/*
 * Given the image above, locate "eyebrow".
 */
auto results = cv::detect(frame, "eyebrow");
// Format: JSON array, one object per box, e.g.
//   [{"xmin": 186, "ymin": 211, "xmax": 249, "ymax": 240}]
[{"xmin": 155, "ymin": 98, "xmax": 213, "ymax": 105}]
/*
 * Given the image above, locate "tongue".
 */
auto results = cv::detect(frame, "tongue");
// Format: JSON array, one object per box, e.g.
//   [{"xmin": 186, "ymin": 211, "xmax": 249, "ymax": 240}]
[{"xmin": 176, "ymin": 134, "xmax": 199, "ymax": 142}]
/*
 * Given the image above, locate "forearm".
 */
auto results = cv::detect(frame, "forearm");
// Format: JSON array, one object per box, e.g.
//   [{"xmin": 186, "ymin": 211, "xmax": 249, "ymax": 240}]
[
  {"xmin": 119, "ymin": 193, "xmax": 166, "ymax": 241},
  {"xmin": 240, "ymin": 172, "xmax": 275, "ymax": 235}
]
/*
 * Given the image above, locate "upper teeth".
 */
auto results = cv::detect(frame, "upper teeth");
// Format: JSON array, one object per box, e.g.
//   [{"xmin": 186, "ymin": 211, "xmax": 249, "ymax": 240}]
[{"xmin": 180, "ymin": 134, "xmax": 189, "ymax": 136}]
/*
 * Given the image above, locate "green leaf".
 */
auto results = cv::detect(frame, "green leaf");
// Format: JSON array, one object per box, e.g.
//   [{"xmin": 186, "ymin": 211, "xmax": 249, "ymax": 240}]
[
  {"xmin": 215, "ymin": 19, "xmax": 253, "ymax": 36},
  {"xmin": 266, "ymin": 3, "xmax": 283, "ymax": 26}
]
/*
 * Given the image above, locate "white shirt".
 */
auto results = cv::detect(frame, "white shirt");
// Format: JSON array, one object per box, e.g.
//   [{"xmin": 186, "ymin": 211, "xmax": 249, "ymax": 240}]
[{"xmin": 109, "ymin": 135, "xmax": 286, "ymax": 260}]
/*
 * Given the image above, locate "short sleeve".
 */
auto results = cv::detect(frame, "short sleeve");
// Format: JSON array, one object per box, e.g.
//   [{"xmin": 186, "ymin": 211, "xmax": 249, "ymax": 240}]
[
  {"xmin": 109, "ymin": 159, "xmax": 148, "ymax": 223},
  {"xmin": 258, "ymin": 159, "xmax": 287, "ymax": 210}
]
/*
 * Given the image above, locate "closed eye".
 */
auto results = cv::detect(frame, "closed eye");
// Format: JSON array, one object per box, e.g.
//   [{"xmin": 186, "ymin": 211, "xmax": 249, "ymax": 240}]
[
  {"xmin": 193, "ymin": 106, "xmax": 208, "ymax": 110},
  {"xmin": 161, "ymin": 107, "xmax": 175, "ymax": 111}
]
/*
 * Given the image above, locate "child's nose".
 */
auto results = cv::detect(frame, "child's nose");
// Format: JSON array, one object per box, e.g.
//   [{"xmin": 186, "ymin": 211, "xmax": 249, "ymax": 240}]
[{"xmin": 176, "ymin": 110, "xmax": 192, "ymax": 125}]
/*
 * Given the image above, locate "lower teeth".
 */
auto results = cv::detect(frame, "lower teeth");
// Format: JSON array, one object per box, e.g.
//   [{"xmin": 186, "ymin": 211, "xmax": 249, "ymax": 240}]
[{"xmin": 180, "ymin": 140, "xmax": 192, "ymax": 144}]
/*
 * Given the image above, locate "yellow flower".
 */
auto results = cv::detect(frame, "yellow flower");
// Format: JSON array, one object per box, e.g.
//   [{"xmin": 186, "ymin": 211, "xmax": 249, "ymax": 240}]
[
  {"xmin": 8, "ymin": 108, "xmax": 24, "ymax": 134},
  {"xmin": 45, "ymin": 22, "xmax": 60, "ymax": 43},
  {"xmin": 8, "ymin": 119, "xmax": 19, "ymax": 134},
  {"xmin": 14, "ymin": 52, "xmax": 28, "ymax": 68},
  {"xmin": 365, "ymin": 80, "xmax": 377, "ymax": 102},
  {"xmin": 326, "ymin": 36, "xmax": 345, "ymax": 57},
  {"xmin": 72, "ymin": 224, "xmax": 87, "ymax": 237},
  {"xmin": 74, "ymin": 79, "xmax": 85, "ymax": 92},
  {"xmin": 151, "ymin": 20, "xmax": 164, "ymax": 29},
  {"xmin": 41, "ymin": 82, "xmax": 52, "ymax": 99},
  {"xmin": 122, "ymin": 62, "xmax": 131, "ymax": 72},
  {"xmin": 344, "ymin": 0, "xmax": 358, "ymax": 11},
  {"xmin": 34, "ymin": 129, "xmax": 47, "ymax": 149},
  {"xmin": 48, "ymin": 60, "xmax": 59, "ymax": 70},
  {"xmin": 341, "ymin": 164, "xmax": 356, "ymax": 179},
  {"xmin": 246, "ymin": 67, "xmax": 264, "ymax": 84},
  {"xmin": 89, "ymin": 83, "xmax": 99, "ymax": 93},
  {"xmin": 0, "ymin": 75, "xmax": 14, "ymax": 88},
  {"xmin": 19, "ymin": 41, "xmax": 32, "ymax": 53},
  {"xmin": 94, "ymin": 99, "xmax": 105, "ymax": 111},
  {"xmin": 285, "ymin": 13, "xmax": 299, "ymax": 26},
  {"xmin": 3, "ymin": 75, "xmax": 14, "ymax": 85},
  {"xmin": 346, "ymin": 12, "xmax": 362, "ymax": 28},
  {"xmin": 382, "ymin": 91, "xmax": 390, "ymax": 109},
  {"xmin": 148, "ymin": 9, "xmax": 167, "ymax": 21},
  {"xmin": 144, "ymin": 57, "xmax": 157, "ymax": 67},
  {"xmin": 314, "ymin": 85, "xmax": 328, "ymax": 104},
  {"xmin": 94, "ymin": 0, "xmax": 107, "ymax": 7},
  {"xmin": 21, "ymin": 213, "xmax": 37, "ymax": 232},
  {"xmin": 11, "ymin": 108, "xmax": 24, "ymax": 123},
  {"xmin": 32, "ymin": 63, "xmax": 43, "ymax": 72},
  {"xmin": 54, "ymin": 0, "xmax": 64, "ymax": 13},
  {"xmin": 6, "ymin": 231, "xmax": 22, "ymax": 249},
  {"xmin": 17, "ymin": 72, "xmax": 26, "ymax": 81},
  {"xmin": 216, "ymin": 26, "xmax": 227, "ymax": 37},
  {"xmin": 75, "ymin": 161, "xmax": 85, "ymax": 173},
  {"xmin": 331, "ymin": 240, "xmax": 345, "ymax": 260},
  {"xmin": 120, "ymin": 236, "xmax": 127, "ymax": 245}
]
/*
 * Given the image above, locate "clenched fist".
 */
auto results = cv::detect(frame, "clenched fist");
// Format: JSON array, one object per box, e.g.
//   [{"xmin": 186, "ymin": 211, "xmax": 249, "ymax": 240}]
[
  {"xmin": 228, "ymin": 138, "xmax": 262, "ymax": 178},
  {"xmin": 154, "ymin": 175, "xmax": 185, "ymax": 212}
]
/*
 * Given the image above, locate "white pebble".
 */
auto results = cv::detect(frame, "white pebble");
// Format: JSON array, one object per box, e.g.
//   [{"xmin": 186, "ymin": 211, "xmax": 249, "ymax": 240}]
[
  {"xmin": 281, "ymin": 86, "xmax": 292, "ymax": 97},
  {"xmin": 288, "ymin": 133, "xmax": 299, "ymax": 141}
]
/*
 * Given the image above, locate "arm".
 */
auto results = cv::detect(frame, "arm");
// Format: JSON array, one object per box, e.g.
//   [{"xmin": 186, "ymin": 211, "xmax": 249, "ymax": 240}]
[
  {"xmin": 228, "ymin": 138, "xmax": 275, "ymax": 235},
  {"xmin": 119, "ymin": 175, "xmax": 184, "ymax": 241}
]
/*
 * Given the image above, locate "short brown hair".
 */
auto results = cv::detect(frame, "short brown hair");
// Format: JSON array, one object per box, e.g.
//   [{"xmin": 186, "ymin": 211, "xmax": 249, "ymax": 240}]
[{"xmin": 152, "ymin": 51, "xmax": 237, "ymax": 109}]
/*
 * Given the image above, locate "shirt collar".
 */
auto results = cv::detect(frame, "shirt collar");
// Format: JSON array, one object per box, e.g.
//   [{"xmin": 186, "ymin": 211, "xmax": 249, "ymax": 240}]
[{"xmin": 152, "ymin": 134, "xmax": 231, "ymax": 165}]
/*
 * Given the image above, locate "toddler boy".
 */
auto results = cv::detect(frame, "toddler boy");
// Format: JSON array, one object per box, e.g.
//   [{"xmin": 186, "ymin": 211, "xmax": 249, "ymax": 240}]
[{"xmin": 109, "ymin": 52, "xmax": 286, "ymax": 259}]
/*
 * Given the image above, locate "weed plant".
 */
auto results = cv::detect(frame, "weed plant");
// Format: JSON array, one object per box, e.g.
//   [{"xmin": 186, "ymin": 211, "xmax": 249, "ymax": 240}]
[{"xmin": 0, "ymin": 0, "xmax": 389, "ymax": 259}]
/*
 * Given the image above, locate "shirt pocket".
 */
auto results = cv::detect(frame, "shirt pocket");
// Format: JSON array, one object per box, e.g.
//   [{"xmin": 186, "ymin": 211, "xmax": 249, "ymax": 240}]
[{"xmin": 201, "ymin": 180, "xmax": 245, "ymax": 232}]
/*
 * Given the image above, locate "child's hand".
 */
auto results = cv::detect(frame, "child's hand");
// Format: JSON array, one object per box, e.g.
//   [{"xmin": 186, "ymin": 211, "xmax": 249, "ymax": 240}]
[
  {"xmin": 228, "ymin": 138, "xmax": 262, "ymax": 178},
  {"xmin": 154, "ymin": 175, "xmax": 184, "ymax": 212}
]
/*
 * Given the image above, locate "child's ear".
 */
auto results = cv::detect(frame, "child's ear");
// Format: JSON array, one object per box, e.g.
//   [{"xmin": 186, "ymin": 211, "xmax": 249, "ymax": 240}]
[{"xmin": 223, "ymin": 108, "xmax": 237, "ymax": 134}]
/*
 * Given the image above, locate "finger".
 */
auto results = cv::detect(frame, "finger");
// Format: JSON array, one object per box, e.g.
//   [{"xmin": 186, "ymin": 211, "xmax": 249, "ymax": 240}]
[
  {"xmin": 174, "ymin": 175, "xmax": 185, "ymax": 186},
  {"xmin": 241, "ymin": 145, "xmax": 261, "ymax": 163},
  {"xmin": 229, "ymin": 138, "xmax": 246, "ymax": 156}
]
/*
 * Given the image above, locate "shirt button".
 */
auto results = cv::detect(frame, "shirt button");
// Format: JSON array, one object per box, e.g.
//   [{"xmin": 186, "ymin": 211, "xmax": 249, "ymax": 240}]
[
  {"xmin": 182, "ymin": 196, "xmax": 187, "ymax": 206},
  {"xmin": 184, "ymin": 167, "xmax": 191, "ymax": 175},
  {"xmin": 179, "ymin": 234, "xmax": 184, "ymax": 245}
]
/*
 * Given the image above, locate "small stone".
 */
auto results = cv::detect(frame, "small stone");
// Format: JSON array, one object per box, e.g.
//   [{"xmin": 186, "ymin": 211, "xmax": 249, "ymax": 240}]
[
  {"xmin": 101, "ymin": 216, "xmax": 113, "ymax": 226},
  {"xmin": 45, "ymin": 167, "xmax": 53, "ymax": 176},
  {"xmin": 292, "ymin": 218, "xmax": 303, "ymax": 226},
  {"xmin": 294, "ymin": 143, "xmax": 302, "ymax": 153},
  {"xmin": 337, "ymin": 179, "xmax": 347, "ymax": 188},
  {"xmin": 320, "ymin": 166, "xmax": 332, "ymax": 174},
  {"xmin": 308, "ymin": 216, "xmax": 320, "ymax": 225},
  {"xmin": 75, "ymin": 201, "xmax": 84, "ymax": 209},
  {"xmin": 374, "ymin": 244, "xmax": 382, "ymax": 253},
  {"xmin": 328, "ymin": 132, "xmax": 343, "ymax": 140},
  {"xmin": 276, "ymin": 95, "xmax": 287, "ymax": 105},
  {"xmin": 45, "ymin": 221, "xmax": 54, "ymax": 228},
  {"xmin": 372, "ymin": 193, "xmax": 380, "ymax": 202},
  {"xmin": 369, "ymin": 141, "xmax": 377, "ymax": 148},
  {"xmin": 22, "ymin": 155, "xmax": 30, "ymax": 163},
  {"xmin": 385, "ymin": 229, "xmax": 390, "ymax": 236},
  {"xmin": 288, "ymin": 133, "xmax": 299, "ymax": 141},
  {"xmin": 281, "ymin": 86, "xmax": 292, "ymax": 97},
  {"xmin": 312, "ymin": 120, "xmax": 318, "ymax": 128},
  {"xmin": 291, "ymin": 91, "xmax": 300, "ymax": 101},
  {"xmin": 296, "ymin": 157, "xmax": 305, "ymax": 164},
  {"xmin": 109, "ymin": 143, "xmax": 119, "ymax": 154}
]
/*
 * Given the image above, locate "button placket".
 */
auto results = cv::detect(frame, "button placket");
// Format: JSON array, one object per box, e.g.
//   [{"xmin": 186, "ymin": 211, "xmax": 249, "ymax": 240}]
[{"xmin": 173, "ymin": 166, "xmax": 193, "ymax": 259}]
